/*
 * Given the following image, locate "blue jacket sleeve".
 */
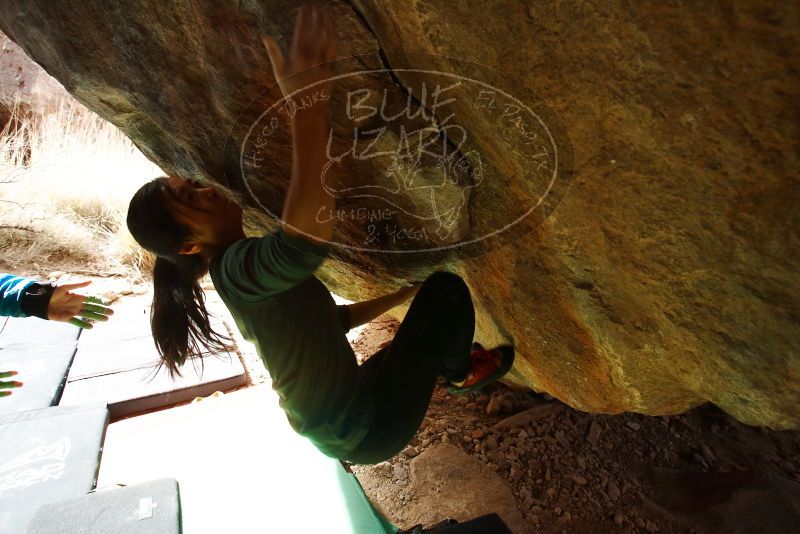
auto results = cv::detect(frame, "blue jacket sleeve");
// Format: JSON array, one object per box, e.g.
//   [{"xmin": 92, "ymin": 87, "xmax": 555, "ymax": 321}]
[{"xmin": 0, "ymin": 273, "xmax": 38, "ymax": 318}]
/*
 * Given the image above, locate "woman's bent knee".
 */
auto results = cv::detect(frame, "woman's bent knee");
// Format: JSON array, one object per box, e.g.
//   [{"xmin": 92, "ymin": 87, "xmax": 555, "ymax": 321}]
[
  {"xmin": 420, "ymin": 271, "xmax": 470, "ymax": 300},
  {"xmin": 422, "ymin": 270, "xmax": 466, "ymax": 290}
]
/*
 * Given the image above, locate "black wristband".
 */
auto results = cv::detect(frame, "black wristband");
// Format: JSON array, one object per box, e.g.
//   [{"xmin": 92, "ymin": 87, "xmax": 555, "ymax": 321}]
[{"xmin": 21, "ymin": 282, "xmax": 56, "ymax": 320}]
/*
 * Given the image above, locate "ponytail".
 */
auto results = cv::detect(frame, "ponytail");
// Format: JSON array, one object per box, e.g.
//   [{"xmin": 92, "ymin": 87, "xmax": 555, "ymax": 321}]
[
  {"xmin": 148, "ymin": 254, "xmax": 233, "ymax": 381},
  {"xmin": 127, "ymin": 176, "xmax": 233, "ymax": 382}
]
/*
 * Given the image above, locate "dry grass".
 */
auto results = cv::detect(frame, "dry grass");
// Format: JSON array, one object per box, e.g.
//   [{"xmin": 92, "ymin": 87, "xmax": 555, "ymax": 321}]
[{"xmin": 0, "ymin": 96, "xmax": 162, "ymax": 281}]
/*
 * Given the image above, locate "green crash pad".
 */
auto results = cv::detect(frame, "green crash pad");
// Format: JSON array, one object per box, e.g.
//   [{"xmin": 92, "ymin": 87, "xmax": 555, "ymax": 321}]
[{"xmin": 96, "ymin": 384, "xmax": 398, "ymax": 533}]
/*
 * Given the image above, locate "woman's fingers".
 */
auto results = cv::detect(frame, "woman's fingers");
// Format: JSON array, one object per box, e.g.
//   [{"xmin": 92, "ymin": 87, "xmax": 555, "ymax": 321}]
[
  {"xmin": 0, "ymin": 371, "xmax": 18, "ymax": 379},
  {"xmin": 293, "ymin": 5, "xmax": 335, "ymax": 64},
  {"xmin": 323, "ymin": 10, "xmax": 339, "ymax": 62},
  {"xmin": 263, "ymin": 4, "xmax": 338, "ymax": 100},
  {"xmin": 310, "ymin": 8, "xmax": 337, "ymax": 65},
  {"xmin": 310, "ymin": 5, "xmax": 320, "ymax": 37},
  {"xmin": 315, "ymin": 8, "xmax": 328, "ymax": 59},
  {"xmin": 292, "ymin": 4, "xmax": 313, "ymax": 56},
  {"xmin": 262, "ymin": 34, "xmax": 285, "ymax": 78}
]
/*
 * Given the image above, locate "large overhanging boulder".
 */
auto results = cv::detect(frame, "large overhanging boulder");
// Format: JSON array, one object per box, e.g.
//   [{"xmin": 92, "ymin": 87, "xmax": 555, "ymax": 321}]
[{"xmin": 0, "ymin": 1, "xmax": 796, "ymax": 428}]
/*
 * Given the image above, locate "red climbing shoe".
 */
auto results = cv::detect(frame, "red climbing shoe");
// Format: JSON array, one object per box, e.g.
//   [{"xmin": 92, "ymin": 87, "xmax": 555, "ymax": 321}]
[{"xmin": 448, "ymin": 342, "xmax": 515, "ymax": 395}]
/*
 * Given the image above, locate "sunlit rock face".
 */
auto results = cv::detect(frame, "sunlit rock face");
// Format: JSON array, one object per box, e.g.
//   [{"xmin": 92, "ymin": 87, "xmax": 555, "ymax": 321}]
[
  {"xmin": 0, "ymin": 30, "xmax": 69, "ymax": 134},
  {"xmin": 1, "ymin": 1, "xmax": 796, "ymax": 428}
]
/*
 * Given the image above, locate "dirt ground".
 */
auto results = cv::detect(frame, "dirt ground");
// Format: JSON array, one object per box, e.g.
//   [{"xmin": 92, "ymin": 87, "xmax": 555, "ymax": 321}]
[{"xmin": 345, "ymin": 316, "xmax": 800, "ymax": 534}]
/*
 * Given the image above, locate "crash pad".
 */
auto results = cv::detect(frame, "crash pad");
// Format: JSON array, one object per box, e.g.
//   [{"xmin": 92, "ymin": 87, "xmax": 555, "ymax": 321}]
[
  {"xmin": 96, "ymin": 384, "xmax": 397, "ymax": 533},
  {"xmin": 0, "ymin": 316, "xmax": 81, "ymax": 415},
  {"xmin": 0, "ymin": 403, "xmax": 109, "ymax": 533}
]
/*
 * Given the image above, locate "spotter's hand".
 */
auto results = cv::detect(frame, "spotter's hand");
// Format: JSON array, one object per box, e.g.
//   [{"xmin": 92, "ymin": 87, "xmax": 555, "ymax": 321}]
[
  {"xmin": 0, "ymin": 370, "xmax": 22, "ymax": 398},
  {"xmin": 47, "ymin": 280, "xmax": 114, "ymax": 329}
]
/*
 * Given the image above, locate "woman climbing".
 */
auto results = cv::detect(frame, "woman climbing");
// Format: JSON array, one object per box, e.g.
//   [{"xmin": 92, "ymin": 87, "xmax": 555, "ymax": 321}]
[{"xmin": 125, "ymin": 5, "xmax": 514, "ymax": 464}]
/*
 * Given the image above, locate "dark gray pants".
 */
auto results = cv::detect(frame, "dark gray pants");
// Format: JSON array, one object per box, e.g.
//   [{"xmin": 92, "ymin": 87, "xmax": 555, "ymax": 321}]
[{"xmin": 343, "ymin": 271, "xmax": 475, "ymax": 464}]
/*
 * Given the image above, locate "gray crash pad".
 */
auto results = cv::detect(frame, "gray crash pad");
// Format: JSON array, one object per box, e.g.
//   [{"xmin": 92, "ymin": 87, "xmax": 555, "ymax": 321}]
[
  {"xmin": 59, "ymin": 295, "xmax": 245, "ymax": 418},
  {"xmin": 0, "ymin": 403, "xmax": 109, "ymax": 534},
  {"xmin": 27, "ymin": 477, "xmax": 182, "ymax": 534},
  {"xmin": 0, "ymin": 316, "xmax": 82, "ymax": 416}
]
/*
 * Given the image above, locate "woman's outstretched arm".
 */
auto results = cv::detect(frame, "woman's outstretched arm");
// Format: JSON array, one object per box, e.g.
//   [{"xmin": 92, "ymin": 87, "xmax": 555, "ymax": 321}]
[
  {"xmin": 283, "ymin": 104, "xmax": 332, "ymax": 244},
  {"xmin": 262, "ymin": 5, "xmax": 339, "ymax": 246}
]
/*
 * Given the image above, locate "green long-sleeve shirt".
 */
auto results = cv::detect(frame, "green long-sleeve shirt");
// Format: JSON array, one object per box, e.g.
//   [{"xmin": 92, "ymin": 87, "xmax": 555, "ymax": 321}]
[{"xmin": 209, "ymin": 228, "xmax": 375, "ymax": 459}]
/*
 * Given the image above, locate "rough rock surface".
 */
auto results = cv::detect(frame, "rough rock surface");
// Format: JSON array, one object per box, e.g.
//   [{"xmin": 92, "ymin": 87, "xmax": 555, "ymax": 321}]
[
  {"xmin": 1, "ymin": 1, "xmax": 797, "ymax": 427},
  {"xmin": 644, "ymin": 468, "xmax": 800, "ymax": 534},
  {"xmin": 0, "ymin": 30, "xmax": 68, "ymax": 119},
  {"xmin": 387, "ymin": 443, "xmax": 527, "ymax": 532}
]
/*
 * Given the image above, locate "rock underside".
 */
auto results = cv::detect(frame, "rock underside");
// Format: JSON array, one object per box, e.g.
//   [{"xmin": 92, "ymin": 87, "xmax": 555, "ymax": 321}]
[{"xmin": 0, "ymin": 1, "xmax": 797, "ymax": 428}]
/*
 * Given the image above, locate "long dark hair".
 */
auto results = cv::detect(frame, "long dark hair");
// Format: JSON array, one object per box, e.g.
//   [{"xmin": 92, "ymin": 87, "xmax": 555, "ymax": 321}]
[{"xmin": 126, "ymin": 176, "xmax": 233, "ymax": 380}]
